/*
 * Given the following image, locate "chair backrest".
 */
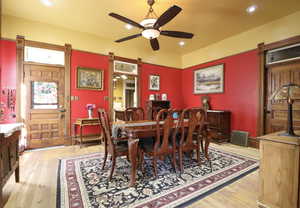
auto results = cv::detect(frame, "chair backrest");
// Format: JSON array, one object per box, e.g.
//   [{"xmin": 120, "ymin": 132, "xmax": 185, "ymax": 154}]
[
  {"xmin": 154, "ymin": 109, "xmax": 175, "ymax": 151},
  {"xmin": 98, "ymin": 109, "xmax": 115, "ymax": 153},
  {"xmin": 125, "ymin": 107, "xmax": 145, "ymax": 121},
  {"xmin": 180, "ymin": 108, "xmax": 205, "ymax": 146},
  {"xmin": 152, "ymin": 106, "xmax": 163, "ymax": 120}
]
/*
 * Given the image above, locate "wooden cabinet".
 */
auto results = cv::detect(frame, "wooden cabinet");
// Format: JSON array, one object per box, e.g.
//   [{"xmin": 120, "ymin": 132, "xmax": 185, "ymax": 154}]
[
  {"xmin": 258, "ymin": 132, "xmax": 300, "ymax": 208},
  {"xmin": 0, "ymin": 124, "xmax": 21, "ymax": 208},
  {"xmin": 146, "ymin": 100, "xmax": 170, "ymax": 120},
  {"xmin": 206, "ymin": 110, "xmax": 231, "ymax": 143}
]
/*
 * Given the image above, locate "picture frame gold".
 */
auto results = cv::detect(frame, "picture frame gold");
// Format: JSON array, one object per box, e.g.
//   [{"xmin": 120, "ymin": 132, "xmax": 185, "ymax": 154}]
[{"xmin": 76, "ymin": 67, "xmax": 104, "ymax": 90}]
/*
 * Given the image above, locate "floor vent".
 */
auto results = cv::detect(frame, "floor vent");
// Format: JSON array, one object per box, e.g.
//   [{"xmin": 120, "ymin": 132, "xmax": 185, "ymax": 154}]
[{"xmin": 231, "ymin": 130, "xmax": 249, "ymax": 147}]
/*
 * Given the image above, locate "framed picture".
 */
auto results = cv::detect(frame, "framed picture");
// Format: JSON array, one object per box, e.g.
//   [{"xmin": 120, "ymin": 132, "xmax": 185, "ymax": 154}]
[
  {"xmin": 76, "ymin": 67, "xmax": 104, "ymax": 90},
  {"xmin": 113, "ymin": 60, "xmax": 138, "ymax": 75},
  {"xmin": 149, "ymin": 75, "xmax": 160, "ymax": 91},
  {"xmin": 194, "ymin": 64, "xmax": 224, "ymax": 94}
]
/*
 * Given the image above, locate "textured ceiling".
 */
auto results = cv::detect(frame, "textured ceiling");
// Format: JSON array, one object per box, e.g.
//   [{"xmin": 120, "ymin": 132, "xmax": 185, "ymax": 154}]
[{"xmin": 3, "ymin": 0, "xmax": 300, "ymax": 54}]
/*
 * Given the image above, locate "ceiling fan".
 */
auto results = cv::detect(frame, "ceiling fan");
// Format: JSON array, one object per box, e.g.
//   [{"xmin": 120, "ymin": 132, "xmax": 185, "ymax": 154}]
[{"xmin": 109, "ymin": 0, "xmax": 194, "ymax": 51}]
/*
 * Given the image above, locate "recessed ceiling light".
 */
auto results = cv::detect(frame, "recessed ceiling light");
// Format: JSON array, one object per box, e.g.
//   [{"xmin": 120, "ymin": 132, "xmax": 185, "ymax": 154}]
[
  {"xmin": 179, "ymin": 41, "xmax": 185, "ymax": 46},
  {"xmin": 246, "ymin": 5, "xmax": 257, "ymax": 14},
  {"xmin": 41, "ymin": 0, "xmax": 54, "ymax": 7},
  {"xmin": 125, "ymin": 24, "xmax": 133, "ymax": 30}
]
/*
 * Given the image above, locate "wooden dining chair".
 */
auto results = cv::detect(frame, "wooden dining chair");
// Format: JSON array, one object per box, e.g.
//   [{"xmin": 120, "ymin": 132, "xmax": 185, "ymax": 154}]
[
  {"xmin": 125, "ymin": 107, "xmax": 145, "ymax": 121},
  {"xmin": 178, "ymin": 108, "xmax": 206, "ymax": 173},
  {"xmin": 98, "ymin": 109, "xmax": 130, "ymax": 181},
  {"xmin": 140, "ymin": 109, "xmax": 177, "ymax": 178}
]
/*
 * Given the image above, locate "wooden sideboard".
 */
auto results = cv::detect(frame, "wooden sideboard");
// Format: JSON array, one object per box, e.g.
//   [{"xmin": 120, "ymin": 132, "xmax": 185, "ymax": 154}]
[
  {"xmin": 0, "ymin": 123, "xmax": 22, "ymax": 208},
  {"xmin": 206, "ymin": 110, "xmax": 231, "ymax": 143},
  {"xmin": 258, "ymin": 132, "xmax": 300, "ymax": 208},
  {"xmin": 146, "ymin": 100, "xmax": 170, "ymax": 120}
]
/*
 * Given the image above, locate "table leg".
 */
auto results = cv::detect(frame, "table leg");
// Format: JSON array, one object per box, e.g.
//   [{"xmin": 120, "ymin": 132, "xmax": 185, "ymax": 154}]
[
  {"xmin": 15, "ymin": 166, "xmax": 20, "ymax": 183},
  {"xmin": 205, "ymin": 130, "xmax": 212, "ymax": 170},
  {"xmin": 80, "ymin": 125, "xmax": 83, "ymax": 148},
  {"xmin": 128, "ymin": 137, "xmax": 139, "ymax": 187},
  {"xmin": 73, "ymin": 124, "xmax": 76, "ymax": 146}
]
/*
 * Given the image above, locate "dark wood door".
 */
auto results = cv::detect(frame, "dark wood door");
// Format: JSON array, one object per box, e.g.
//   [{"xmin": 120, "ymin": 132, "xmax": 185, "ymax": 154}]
[
  {"xmin": 265, "ymin": 61, "xmax": 300, "ymax": 134},
  {"xmin": 24, "ymin": 64, "xmax": 67, "ymax": 148}
]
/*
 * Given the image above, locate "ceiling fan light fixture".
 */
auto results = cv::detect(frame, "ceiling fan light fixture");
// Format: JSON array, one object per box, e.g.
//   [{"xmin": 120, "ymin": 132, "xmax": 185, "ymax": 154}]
[
  {"xmin": 142, "ymin": 29, "xmax": 160, "ymax": 39},
  {"xmin": 140, "ymin": 18, "xmax": 157, "ymax": 27}
]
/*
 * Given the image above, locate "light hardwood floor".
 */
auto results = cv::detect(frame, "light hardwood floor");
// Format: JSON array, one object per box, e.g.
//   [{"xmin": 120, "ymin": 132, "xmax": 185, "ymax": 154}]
[{"xmin": 3, "ymin": 143, "xmax": 259, "ymax": 208}]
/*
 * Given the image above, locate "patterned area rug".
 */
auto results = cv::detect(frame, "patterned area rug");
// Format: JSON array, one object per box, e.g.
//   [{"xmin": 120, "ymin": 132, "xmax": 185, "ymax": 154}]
[{"xmin": 57, "ymin": 148, "xmax": 259, "ymax": 208}]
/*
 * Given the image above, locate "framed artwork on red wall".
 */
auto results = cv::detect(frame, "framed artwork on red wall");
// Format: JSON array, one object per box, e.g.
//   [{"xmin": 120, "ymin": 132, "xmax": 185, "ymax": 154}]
[
  {"xmin": 76, "ymin": 67, "xmax": 104, "ymax": 90},
  {"xmin": 149, "ymin": 75, "xmax": 160, "ymax": 91},
  {"xmin": 194, "ymin": 64, "xmax": 224, "ymax": 94}
]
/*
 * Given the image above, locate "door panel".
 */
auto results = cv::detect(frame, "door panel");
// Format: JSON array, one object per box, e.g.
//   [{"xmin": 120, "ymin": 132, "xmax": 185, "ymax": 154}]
[
  {"xmin": 265, "ymin": 62, "xmax": 300, "ymax": 134},
  {"xmin": 24, "ymin": 64, "xmax": 66, "ymax": 149}
]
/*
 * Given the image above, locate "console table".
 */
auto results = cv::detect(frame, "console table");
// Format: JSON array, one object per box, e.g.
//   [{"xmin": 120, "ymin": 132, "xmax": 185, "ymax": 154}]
[
  {"xmin": 73, "ymin": 118, "xmax": 102, "ymax": 148},
  {"xmin": 0, "ymin": 123, "xmax": 22, "ymax": 208},
  {"xmin": 258, "ymin": 131, "xmax": 300, "ymax": 208},
  {"xmin": 206, "ymin": 110, "xmax": 231, "ymax": 143}
]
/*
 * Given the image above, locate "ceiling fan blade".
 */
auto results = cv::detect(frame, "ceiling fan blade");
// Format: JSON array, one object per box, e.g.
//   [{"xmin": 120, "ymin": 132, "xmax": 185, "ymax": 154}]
[
  {"xmin": 160, "ymin": 30, "xmax": 194, "ymax": 39},
  {"xmin": 109, "ymin": 13, "xmax": 144, "ymax": 29},
  {"xmin": 150, "ymin": 38, "xmax": 159, "ymax": 51},
  {"xmin": 154, "ymin": 5, "xmax": 182, "ymax": 29},
  {"xmin": 115, "ymin": 34, "xmax": 142, "ymax": 42}
]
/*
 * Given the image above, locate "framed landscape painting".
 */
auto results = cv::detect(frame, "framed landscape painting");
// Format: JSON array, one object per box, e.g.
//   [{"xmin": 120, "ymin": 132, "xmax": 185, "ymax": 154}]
[
  {"xmin": 194, "ymin": 64, "xmax": 224, "ymax": 94},
  {"xmin": 77, "ymin": 67, "xmax": 103, "ymax": 90}
]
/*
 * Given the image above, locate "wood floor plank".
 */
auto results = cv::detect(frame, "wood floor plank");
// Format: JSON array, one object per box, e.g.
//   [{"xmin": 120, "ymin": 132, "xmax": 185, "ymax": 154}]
[{"xmin": 3, "ymin": 144, "xmax": 259, "ymax": 208}]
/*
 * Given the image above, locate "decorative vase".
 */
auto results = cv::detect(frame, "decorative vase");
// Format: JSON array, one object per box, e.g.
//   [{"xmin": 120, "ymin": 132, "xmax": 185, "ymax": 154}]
[{"xmin": 88, "ymin": 109, "xmax": 93, "ymax": 119}]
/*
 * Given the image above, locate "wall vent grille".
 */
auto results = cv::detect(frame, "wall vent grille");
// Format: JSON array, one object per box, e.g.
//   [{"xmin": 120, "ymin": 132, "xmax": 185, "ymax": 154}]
[{"xmin": 231, "ymin": 130, "xmax": 249, "ymax": 147}]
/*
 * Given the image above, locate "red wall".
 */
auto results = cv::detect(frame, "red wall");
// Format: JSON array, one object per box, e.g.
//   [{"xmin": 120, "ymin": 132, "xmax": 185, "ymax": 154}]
[
  {"xmin": 181, "ymin": 49, "xmax": 259, "ymax": 137},
  {"xmin": 70, "ymin": 50, "xmax": 109, "ymax": 134},
  {"xmin": 0, "ymin": 40, "xmax": 17, "ymax": 123},
  {"xmin": 0, "ymin": 40, "xmax": 260, "ymax": 138},
  {"xmin": 140, "ymin": 63, "xmax": 183, "ymax": 110}
]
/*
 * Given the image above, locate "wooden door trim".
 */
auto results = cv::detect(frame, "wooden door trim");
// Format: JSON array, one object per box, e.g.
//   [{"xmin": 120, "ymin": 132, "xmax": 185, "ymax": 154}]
[
  {"xmin": 64, "ymin": 44, "xmax": 72, "ymax": 140},
  {"xmin": 257, "ymin": 35, "xmax": 300, "ymax": 136},
  {"xmin": 24, "ymin": 39, "xmax": 65, "ymax": 51},
  {"xmin": 108, "ymin": 53, "xmax": 142, "ymax": 119},
  {"xmin": 16, "ymin": 36, "xmax": 72, "ymax": 147}
]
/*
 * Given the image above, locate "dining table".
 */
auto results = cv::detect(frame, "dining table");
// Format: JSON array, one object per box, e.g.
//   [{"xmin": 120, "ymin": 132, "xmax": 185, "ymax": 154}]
[{"xmin": 112, "ymin": 119, "xmax": 212, "ymax": 187}]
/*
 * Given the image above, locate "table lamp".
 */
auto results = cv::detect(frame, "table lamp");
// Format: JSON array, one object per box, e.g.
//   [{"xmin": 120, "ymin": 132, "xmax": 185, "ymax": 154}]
[{"xmin": 270, "ymin": 83, "xmax": 300, "ymax": 137}]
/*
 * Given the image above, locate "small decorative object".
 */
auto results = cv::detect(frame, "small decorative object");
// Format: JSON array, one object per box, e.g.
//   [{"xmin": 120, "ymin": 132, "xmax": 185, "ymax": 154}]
[
  {"xmin": 77, "ymin": 67, "xmax": 103, "ymax": 90},
  {"xmin": 194, "ymin": 64, "xmax": 224, "ymax": 94},
  {"xmin": 270, "ymin": 83, "xmax": 300, "ymax": 137},
  {"xmin": 114, "ymin": 60, "xmax": 138, "ymax": 75},
  {"xmin": 161, "ymin": 93, "xmax": 167, "ymax": 101},
  {"xmin": 201, "ymin": 95, "xmax": 211, "ymax": 112},
  {"xmin": 149, "ymin": 75, "xmax": 160, "ymax": 91},
  {"xmin": 149, "ymin": 94, "xmax": 155, "ymax": 100},
  {"xmin": 86, "ymin": 104, "xmax": 96, "ymax": 119}
]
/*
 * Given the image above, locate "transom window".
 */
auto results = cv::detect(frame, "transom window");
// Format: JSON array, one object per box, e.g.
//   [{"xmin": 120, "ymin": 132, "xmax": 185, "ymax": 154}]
[{"xmin": 24, "ymin": 46, "xmax": 65, "ymax": 65}]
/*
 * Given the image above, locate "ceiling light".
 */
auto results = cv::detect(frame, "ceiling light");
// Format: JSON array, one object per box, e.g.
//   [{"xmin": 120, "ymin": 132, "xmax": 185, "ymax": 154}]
[
  {"xmin": 142, "ymin": 29, "xmax": 160, "ymax": 40},
  {"xmin": 246, "ymin": 5, "xmax": 257, "ymax": 14},
  {"xmin": 179, "ymin": 41, "xmax": 185, "ymax": 46},
  {"xmin": 140, "ymin": 18, "xmax": 157, "ymax": 27},
  {"xmin": 125, "ymin": 24, "xmax": 133, "ymax": 30},
  {"xmin": 41, "ymin": 0, "xmax": 54, "ymax": 7}
]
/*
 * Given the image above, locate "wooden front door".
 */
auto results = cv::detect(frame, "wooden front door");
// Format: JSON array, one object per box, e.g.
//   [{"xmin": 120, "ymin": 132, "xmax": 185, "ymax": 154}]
[
  {"xmin": 265, "ymin": 61, "xmax": 300, "ymax": 134},
  {"xmin": 24, "ymin": 64, "xmax": 67, "ymax": 148}
]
